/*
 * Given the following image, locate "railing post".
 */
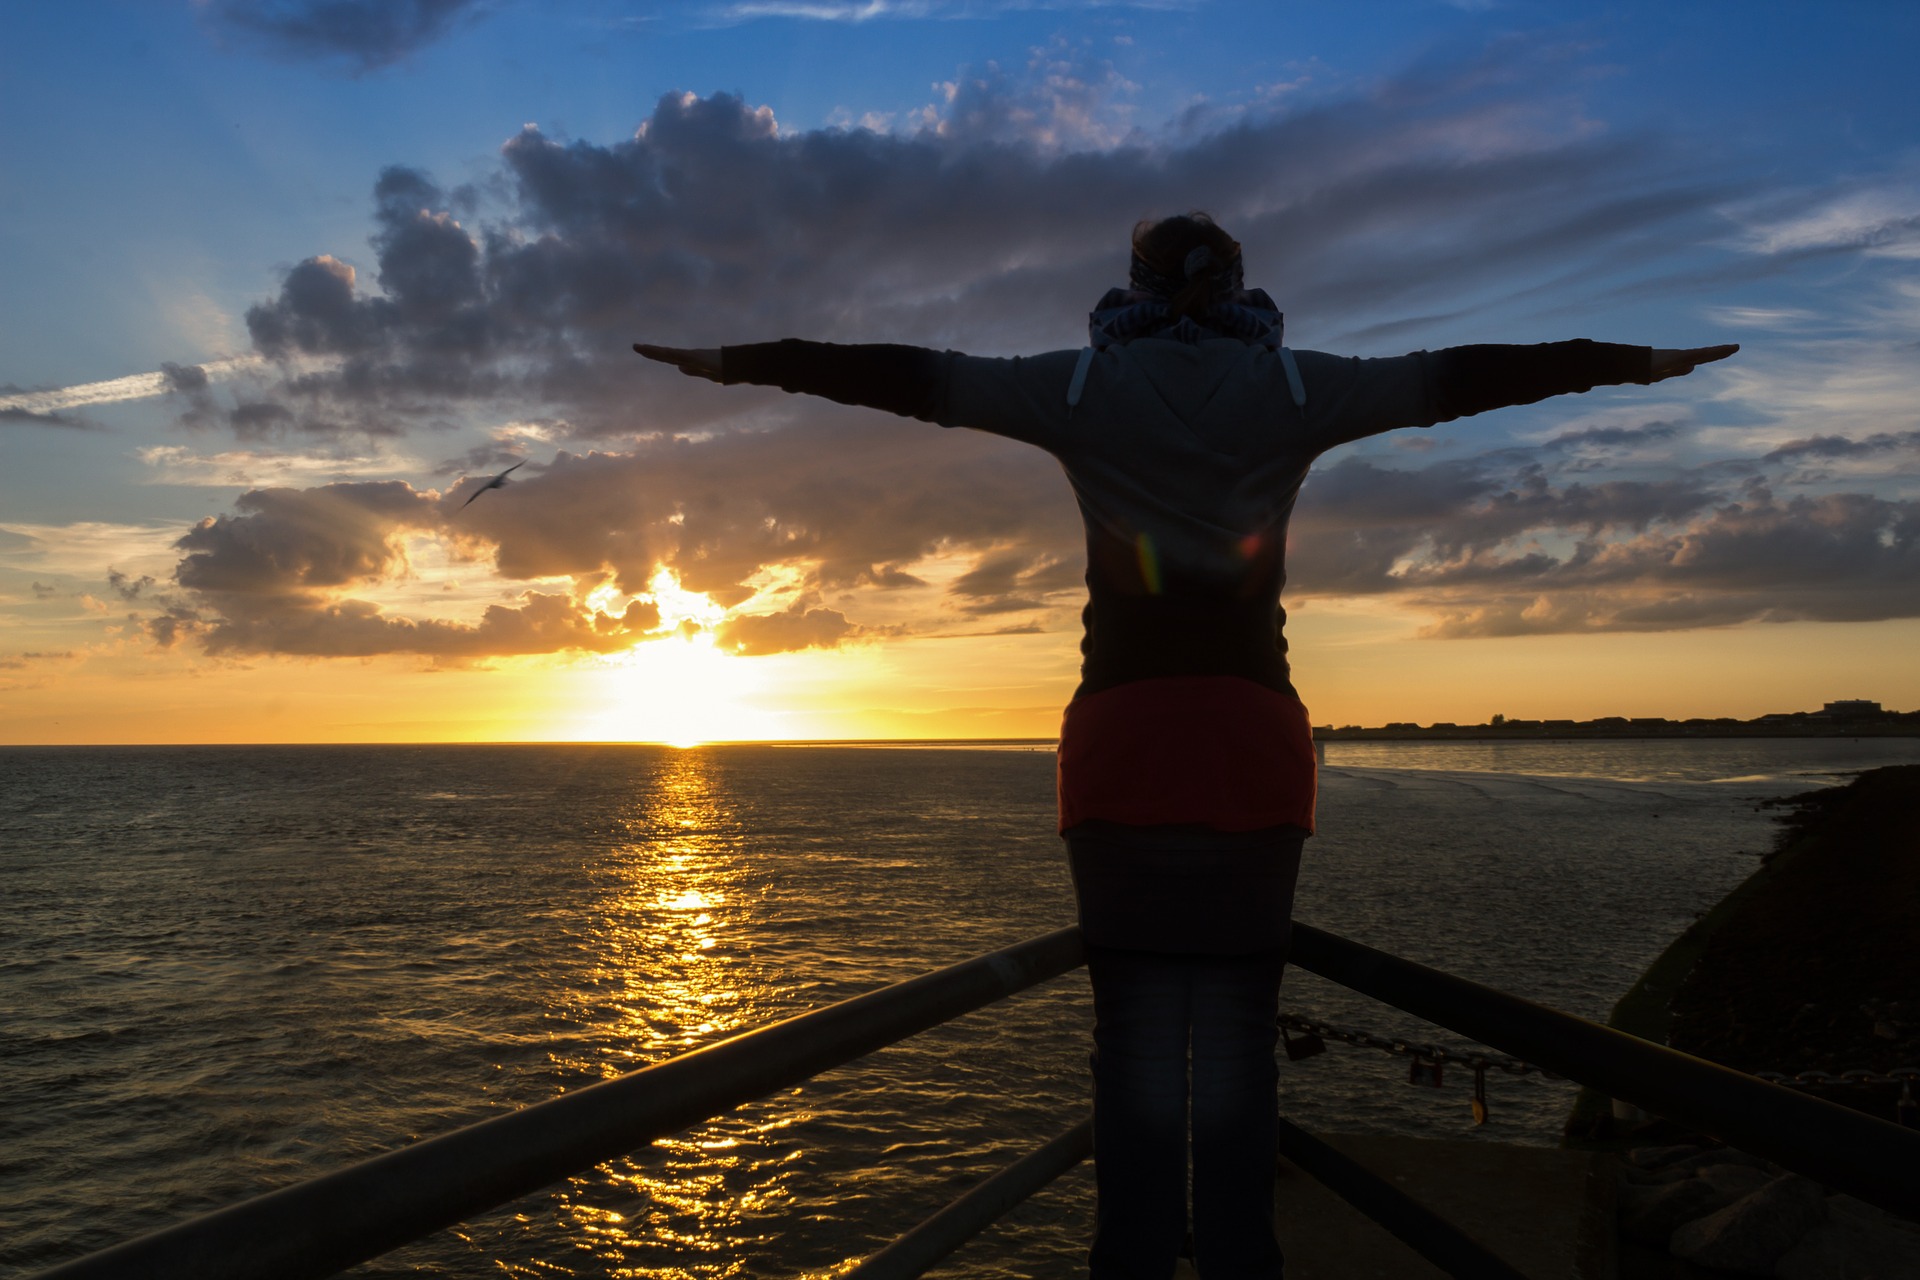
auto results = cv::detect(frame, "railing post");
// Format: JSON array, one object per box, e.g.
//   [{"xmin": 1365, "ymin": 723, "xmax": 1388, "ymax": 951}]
[
  {"xmin": 1275, "ymin": 1122, "xmax": 1531, "ymax": 1280},
  {"xmin": 844, "ymin": 1118, "xmax": 1093, "ymax": 1280}
]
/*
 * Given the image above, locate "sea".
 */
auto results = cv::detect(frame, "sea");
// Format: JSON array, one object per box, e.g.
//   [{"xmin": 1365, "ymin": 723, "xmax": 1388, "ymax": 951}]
[{"xmin": 4, "ymin": 737, "xmax": 1917, "ymax": 1279}]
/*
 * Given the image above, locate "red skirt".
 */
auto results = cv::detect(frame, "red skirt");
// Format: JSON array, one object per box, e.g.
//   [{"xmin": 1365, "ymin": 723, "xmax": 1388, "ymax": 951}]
[{"xmin": 1056, "ymin": 676, "xmax": 1317, "ymax": 834}]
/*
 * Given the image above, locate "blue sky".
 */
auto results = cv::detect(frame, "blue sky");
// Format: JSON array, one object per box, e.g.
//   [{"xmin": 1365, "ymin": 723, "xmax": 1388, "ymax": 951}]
[{"xmin": 4, "ymin": 0, "xmax": 1918, "ymax": 741}]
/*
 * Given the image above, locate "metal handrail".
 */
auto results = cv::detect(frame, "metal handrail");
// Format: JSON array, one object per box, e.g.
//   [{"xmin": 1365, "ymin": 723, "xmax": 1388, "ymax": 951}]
[
  {"xmin": 1289, "ymin": 923, "xmax": 1920, "ymax": 1221},
  {"xmin": 33, "ymin": 927, "xmax": 1086, "ymax": 1280},
  {"xmin": 35, "ymin": 920, "xmax": 1920, "ymax": 1280}
]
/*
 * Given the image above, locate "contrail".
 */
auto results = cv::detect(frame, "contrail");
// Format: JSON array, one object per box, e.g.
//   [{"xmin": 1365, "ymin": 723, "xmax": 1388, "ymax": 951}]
[{"xmin": 0, "ymin": 355, "xmax": 267, "ymax": 415}]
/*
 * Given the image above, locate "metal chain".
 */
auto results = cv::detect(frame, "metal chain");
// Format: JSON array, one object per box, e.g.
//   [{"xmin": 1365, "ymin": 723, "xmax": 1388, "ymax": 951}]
[
  {"xmin": 1280, "ymin": 1010, "xmax": 1920, "ymax": 1129},
  {"xmin": 1276, "ymin": 1013, "xmax": 1560, "ymax": 1079},
  {"xmin": 1754, "ymin": 1066, "xmax": 1920, "ymax": 1088}
]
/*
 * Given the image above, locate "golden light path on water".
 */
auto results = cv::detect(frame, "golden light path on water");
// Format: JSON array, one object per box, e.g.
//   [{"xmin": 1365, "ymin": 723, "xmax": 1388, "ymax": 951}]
[{"xmin": 535, "ymin": 750, "xmax": 804, "ymax": 1280}]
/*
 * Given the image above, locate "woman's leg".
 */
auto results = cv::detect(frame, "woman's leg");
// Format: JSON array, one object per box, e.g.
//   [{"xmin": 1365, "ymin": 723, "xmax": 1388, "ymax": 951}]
[
  {"xmin": 1188, "ymin": 947, "xmax": 1287, "ymax": 1279},
  {"xmin": 1085, "ymin": 945, "xmax": 1191, "ymax": 1279}
]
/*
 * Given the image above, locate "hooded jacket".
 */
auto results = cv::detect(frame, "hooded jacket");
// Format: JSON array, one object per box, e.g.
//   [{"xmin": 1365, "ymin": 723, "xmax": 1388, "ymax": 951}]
[{"xmin": 721, "ymin": 335, "xmax": 1651, "ymax": 834}]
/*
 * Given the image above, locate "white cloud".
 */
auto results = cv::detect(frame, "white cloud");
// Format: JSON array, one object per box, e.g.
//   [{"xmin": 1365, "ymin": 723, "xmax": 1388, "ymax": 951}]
[
  {"xmin": 1730, "ymin": 180, "xmax": 1920, "ymax": 258},
  {"xmin": 1706, "ymin": 338, "xmax": 1920, "ymax": 447},
  {"xmin": 1700, "ymin": 305, "xmax": 1821, "ymax": 330},
  {"xmin": 0, "ymin": 355, "xmax": 266, "ymax": 415},
  {"xmin": 135, "ymin": 444, "xmax": 430, "ymax": 487},
  {"xmin": 0, "ymin": 522, "xmax": 186, "ymax": 579}
]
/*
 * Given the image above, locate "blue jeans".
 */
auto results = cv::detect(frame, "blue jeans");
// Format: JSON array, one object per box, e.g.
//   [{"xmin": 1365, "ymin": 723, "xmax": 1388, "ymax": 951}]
[{"xmin": 1085, "ymin": 945, "xmax": 1288, "ymax": 1279}]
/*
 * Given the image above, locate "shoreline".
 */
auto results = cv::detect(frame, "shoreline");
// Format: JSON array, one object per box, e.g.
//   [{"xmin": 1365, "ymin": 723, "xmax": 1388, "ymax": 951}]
[
  {"xmin": 1316, "ymin": 727, "xmax": 1920, "ymax": 742},
  {"xmin": 1566, "ymin": 763, "xmax": 1920, "ymax": 1145}
]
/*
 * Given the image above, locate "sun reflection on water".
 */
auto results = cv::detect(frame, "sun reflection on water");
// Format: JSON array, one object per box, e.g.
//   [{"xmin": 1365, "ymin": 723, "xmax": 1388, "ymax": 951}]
[{"xmin": 541, "ymin": 749, "xmax": 804, "ymax": 1278}]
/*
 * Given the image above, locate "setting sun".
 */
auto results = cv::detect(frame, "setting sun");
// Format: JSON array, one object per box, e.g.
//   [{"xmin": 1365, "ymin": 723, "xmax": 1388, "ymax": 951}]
[
  {"xmin": 588, "ymin": 631, "xmax": 784, "ymax": 746},
  {"xmin": 578, "ymin": 571, "xmax": 785, "ymax": 746}
]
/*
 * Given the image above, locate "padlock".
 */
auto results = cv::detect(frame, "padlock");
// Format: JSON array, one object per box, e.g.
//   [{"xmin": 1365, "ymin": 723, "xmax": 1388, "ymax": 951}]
[
  {"xmin": 1409, "ymin": 1057, "xmax": 1443, "ymax": 1088},
  {"xmin": 1898, "ymin": 1078, "xmax": 1916, "ymax": 1129},
  {"xmin": 1282, "ymin": 1025, "xmax": 1326, "ymax": 1061},
  {"xmin": 1471, "ymin": 1062, "xmax": 1489, "ymax": 1125}
]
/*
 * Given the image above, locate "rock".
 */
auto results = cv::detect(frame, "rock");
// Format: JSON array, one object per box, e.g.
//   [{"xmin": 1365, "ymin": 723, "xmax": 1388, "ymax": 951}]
[
  {"xmin": 1825, "ymin": 1194, "xmax": 1895, "ymax": 1226},
  {"xmin": 1619, "ymin": 1178, "xmax": 1726, "ymax": 1248},
  {"xmin": 1628, "ymin": 1142, "xmax": 1705, "ymax": 1171},
  {"xmin": 1671, "ymin": 1174, "xmax": 1829, "ymax": 1274},
  {"xmin": 1653, "ymin": 1146, "xmax": 1774, "ymax": 1183},
  {"xmin": 1699, "ymin": 1162, "xmax": 1775, "ymax": 1201},
  {"xmin": 1773, "ymin": 1198, "xmax": 1920, "ymax": 1280}
]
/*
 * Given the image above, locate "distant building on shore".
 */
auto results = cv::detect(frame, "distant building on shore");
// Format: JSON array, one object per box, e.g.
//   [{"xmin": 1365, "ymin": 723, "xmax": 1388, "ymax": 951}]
[{"xmin": 1315, "ymin": 699, "xmax": 1913, "ymax": 741}]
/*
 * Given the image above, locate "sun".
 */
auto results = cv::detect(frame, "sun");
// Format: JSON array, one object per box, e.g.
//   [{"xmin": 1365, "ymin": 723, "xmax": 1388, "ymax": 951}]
[
  {"xmin": 600, "ymin": 631, "xmax": 782, "ymax": 746},
  {"xmin": 577, "ymin": 571, "xmax": 786, "ymax": 746}
]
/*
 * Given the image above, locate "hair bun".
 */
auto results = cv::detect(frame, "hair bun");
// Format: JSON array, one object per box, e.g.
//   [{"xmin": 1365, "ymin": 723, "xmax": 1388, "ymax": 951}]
[{"xmin": 1183, "ymin": 245, "xmax": 1220, "ymax": 281}]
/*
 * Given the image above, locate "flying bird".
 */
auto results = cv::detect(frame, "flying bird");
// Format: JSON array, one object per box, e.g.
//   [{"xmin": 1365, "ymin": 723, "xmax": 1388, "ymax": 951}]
[{"xmin": 459, "ymin": 460, "xmax": 524, "ymax": 510}]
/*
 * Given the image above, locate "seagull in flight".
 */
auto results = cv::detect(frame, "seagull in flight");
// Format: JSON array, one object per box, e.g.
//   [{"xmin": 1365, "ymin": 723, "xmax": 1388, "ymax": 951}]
[{"xmin": 460, "ymin": 460, "xmax": 524, "ymax": 510}]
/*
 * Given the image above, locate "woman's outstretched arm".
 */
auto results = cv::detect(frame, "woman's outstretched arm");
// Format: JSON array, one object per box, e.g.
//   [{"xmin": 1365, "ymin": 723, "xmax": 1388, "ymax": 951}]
[
  {"xmin": 1427, "ymin": 341, "xmax": 1738, "ymax": 423},
  {"xmin": 1295, "ymin": 341, "xmax": 1739, "ymax": 452},
  {"xmin": 635, "ymin": 341, "xmax": 952, "ymax": 421}
]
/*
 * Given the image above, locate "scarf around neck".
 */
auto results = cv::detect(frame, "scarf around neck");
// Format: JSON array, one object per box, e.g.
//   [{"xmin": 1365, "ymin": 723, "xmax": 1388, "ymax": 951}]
[{"xmin": 1088, "ymin": 285, "xmax": 1285, "ymax": 350}]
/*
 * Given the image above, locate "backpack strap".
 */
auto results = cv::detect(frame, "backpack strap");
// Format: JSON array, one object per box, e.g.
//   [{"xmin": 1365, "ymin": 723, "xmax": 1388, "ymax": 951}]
[
  {"xmin": 1067, "ymin": 346, "xmax": 1095, "ymax": 411},
  {"xmin": 1279, "ymin": 346, "xmax": 1307, "ymax": 408}
]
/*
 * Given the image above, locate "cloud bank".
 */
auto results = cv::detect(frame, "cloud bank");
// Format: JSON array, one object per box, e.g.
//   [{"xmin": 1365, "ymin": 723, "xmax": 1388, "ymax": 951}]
[
  {"xmin": 206, "ymin": 0, "xmax": 486, "ymax": 73},
  {"xmin": 143, "ymin": 50, "xmax": 1920, "ymax": 662}
]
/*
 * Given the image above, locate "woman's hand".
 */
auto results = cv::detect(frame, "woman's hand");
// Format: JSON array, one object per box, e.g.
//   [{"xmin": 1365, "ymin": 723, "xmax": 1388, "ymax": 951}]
[
  {"xmin": 633, "ymin": 344, "xmax": 723, "ymax": 382},
  {"xmin": 1649, "ymin": 343, "xmax": 1739, "ymax": 383}
]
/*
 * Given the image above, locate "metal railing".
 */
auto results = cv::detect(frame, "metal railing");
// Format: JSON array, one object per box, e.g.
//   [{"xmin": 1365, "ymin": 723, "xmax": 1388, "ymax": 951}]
[
  {"xmin": 33, "ymin": 928, "xmax": 1085, "ymax": 1280},
  {"xmin": 33, "ymin": 922, "xmax": 1920, "ymax": 1280},
  {"xmin": 1286, "ymin": 923, "xmax": 1920, "ymax": 1220}
]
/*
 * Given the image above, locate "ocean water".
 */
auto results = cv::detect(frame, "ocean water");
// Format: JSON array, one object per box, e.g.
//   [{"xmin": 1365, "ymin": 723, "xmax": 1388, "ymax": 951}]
[{"xmin": 2, "ymin": 737, "xmax": 1915, "ymax": 1278}]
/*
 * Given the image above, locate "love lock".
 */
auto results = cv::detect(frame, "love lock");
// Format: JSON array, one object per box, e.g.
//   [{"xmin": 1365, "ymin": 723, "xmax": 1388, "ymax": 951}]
[{"xmin": 1282, "ymin": 1026, "xmax": 1327, "ymax": 1061}]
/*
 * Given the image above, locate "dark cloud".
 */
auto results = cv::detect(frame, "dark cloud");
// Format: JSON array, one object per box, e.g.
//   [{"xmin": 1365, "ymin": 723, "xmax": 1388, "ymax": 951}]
[
  {"xmin": 213, "ymin": 48, "xmax": 1747, "ymax": 440},
  {"xmin": 160, "ymin": 417, "xmax": 1920, "ymax": 658},
  {"xmin": 3, "ymin": 406, "xmax": 93, "ymax": 430},
  {"xmin": 164, "ymin": 422, "xmax": 1076, "ymax": 659},
  {"xmin": 160, "ymin": 362, "xmax": 210, "ymax": 393},
  {"xmin": 146, "ymin": 608, "xmax": 198, "ymax": 649},
  {"xmin": 207, "ymin": 0, "xmax": 485, "ymax": 74},
  {"xmin": 156, "ymin": 46, "xmax": 1920, "ymax": 655},
  {"xmin": 107, "ymin": 570, "xmax": 157, "ymax": 601},
  {"xmin": 1271, "ymin": 437, "xmax": 1920, "ymax": 636},
  {"xmin": 1764, "ymin": 431, "xmax": 1920, "ymax": 463},
  {"xmin": 228, "ymin": 401, "xmax": 300, "ymax": 438},
  {"xmin": 947, "ymin": 551, "xmax": 1079, "ymax": 614},
  {"xmin": 247, "ymin": 255, "xmax": 387, "ymax": 358},
  {"xmin": 175, "ymin": 482, "xmax": 440, "ymax": 595},
  {"xmin": 459, "ymin": 421, "xmax": 1076, "ymax": 605},
  {"xmin": 0, "ymin": 652, "xmax": 68, "ymax": 672},
  {"xmin": 714, "ymin": 599, "xmax": 857, "ymax": 656},
  {"xmin": 1544, "ymin": 421, "xmax": 1684, "ymax": 451},
  {"xmin": 30, "ymin": 582, "xmax": 57, "ymax": 599}
]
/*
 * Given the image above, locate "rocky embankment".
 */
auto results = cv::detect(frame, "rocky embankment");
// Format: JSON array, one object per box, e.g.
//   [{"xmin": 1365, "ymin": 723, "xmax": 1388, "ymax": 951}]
[
  {"xmin": 1669, "ymin": 764, "xmax": 1920, "ymax": 1101},
  {"xmin": 1614, "ymin": 1144, "xmax": 1919, "ymax": 1278},
  {"xmin": 1590, "ymin": 764, "xmax": 1920, "ymax": 1277}
]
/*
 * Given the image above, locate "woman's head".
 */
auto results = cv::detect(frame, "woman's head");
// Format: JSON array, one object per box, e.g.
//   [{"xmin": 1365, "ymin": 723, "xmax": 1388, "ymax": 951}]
[{"xmin": 1130, "ymin": 213, "xmax": 1243, "ymax": 317}]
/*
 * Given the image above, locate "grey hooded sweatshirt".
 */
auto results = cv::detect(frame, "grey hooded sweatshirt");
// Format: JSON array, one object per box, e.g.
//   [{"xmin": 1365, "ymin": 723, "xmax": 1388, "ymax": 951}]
[{"xmin": 721, "ymin": 336, "xmax": 1651, "ymax": 699}]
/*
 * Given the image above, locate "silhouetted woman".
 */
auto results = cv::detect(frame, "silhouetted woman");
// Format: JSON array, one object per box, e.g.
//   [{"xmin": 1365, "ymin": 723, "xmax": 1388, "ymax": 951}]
[{"xmin": 637, "ymin": 213, "xmax": 1733, "ymax": 1279}]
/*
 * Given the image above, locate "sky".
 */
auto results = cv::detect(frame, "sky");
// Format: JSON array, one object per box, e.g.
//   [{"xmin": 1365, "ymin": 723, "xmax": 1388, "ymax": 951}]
[{"xmin": 3, "ymin": 0, "xmax": 1918, "ymax": 745}]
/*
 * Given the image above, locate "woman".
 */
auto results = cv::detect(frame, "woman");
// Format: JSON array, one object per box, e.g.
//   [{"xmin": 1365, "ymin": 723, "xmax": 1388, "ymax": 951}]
[{"xmin": 637, "ymin": 213, "xmax": 1734, "ymax": 1278}]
